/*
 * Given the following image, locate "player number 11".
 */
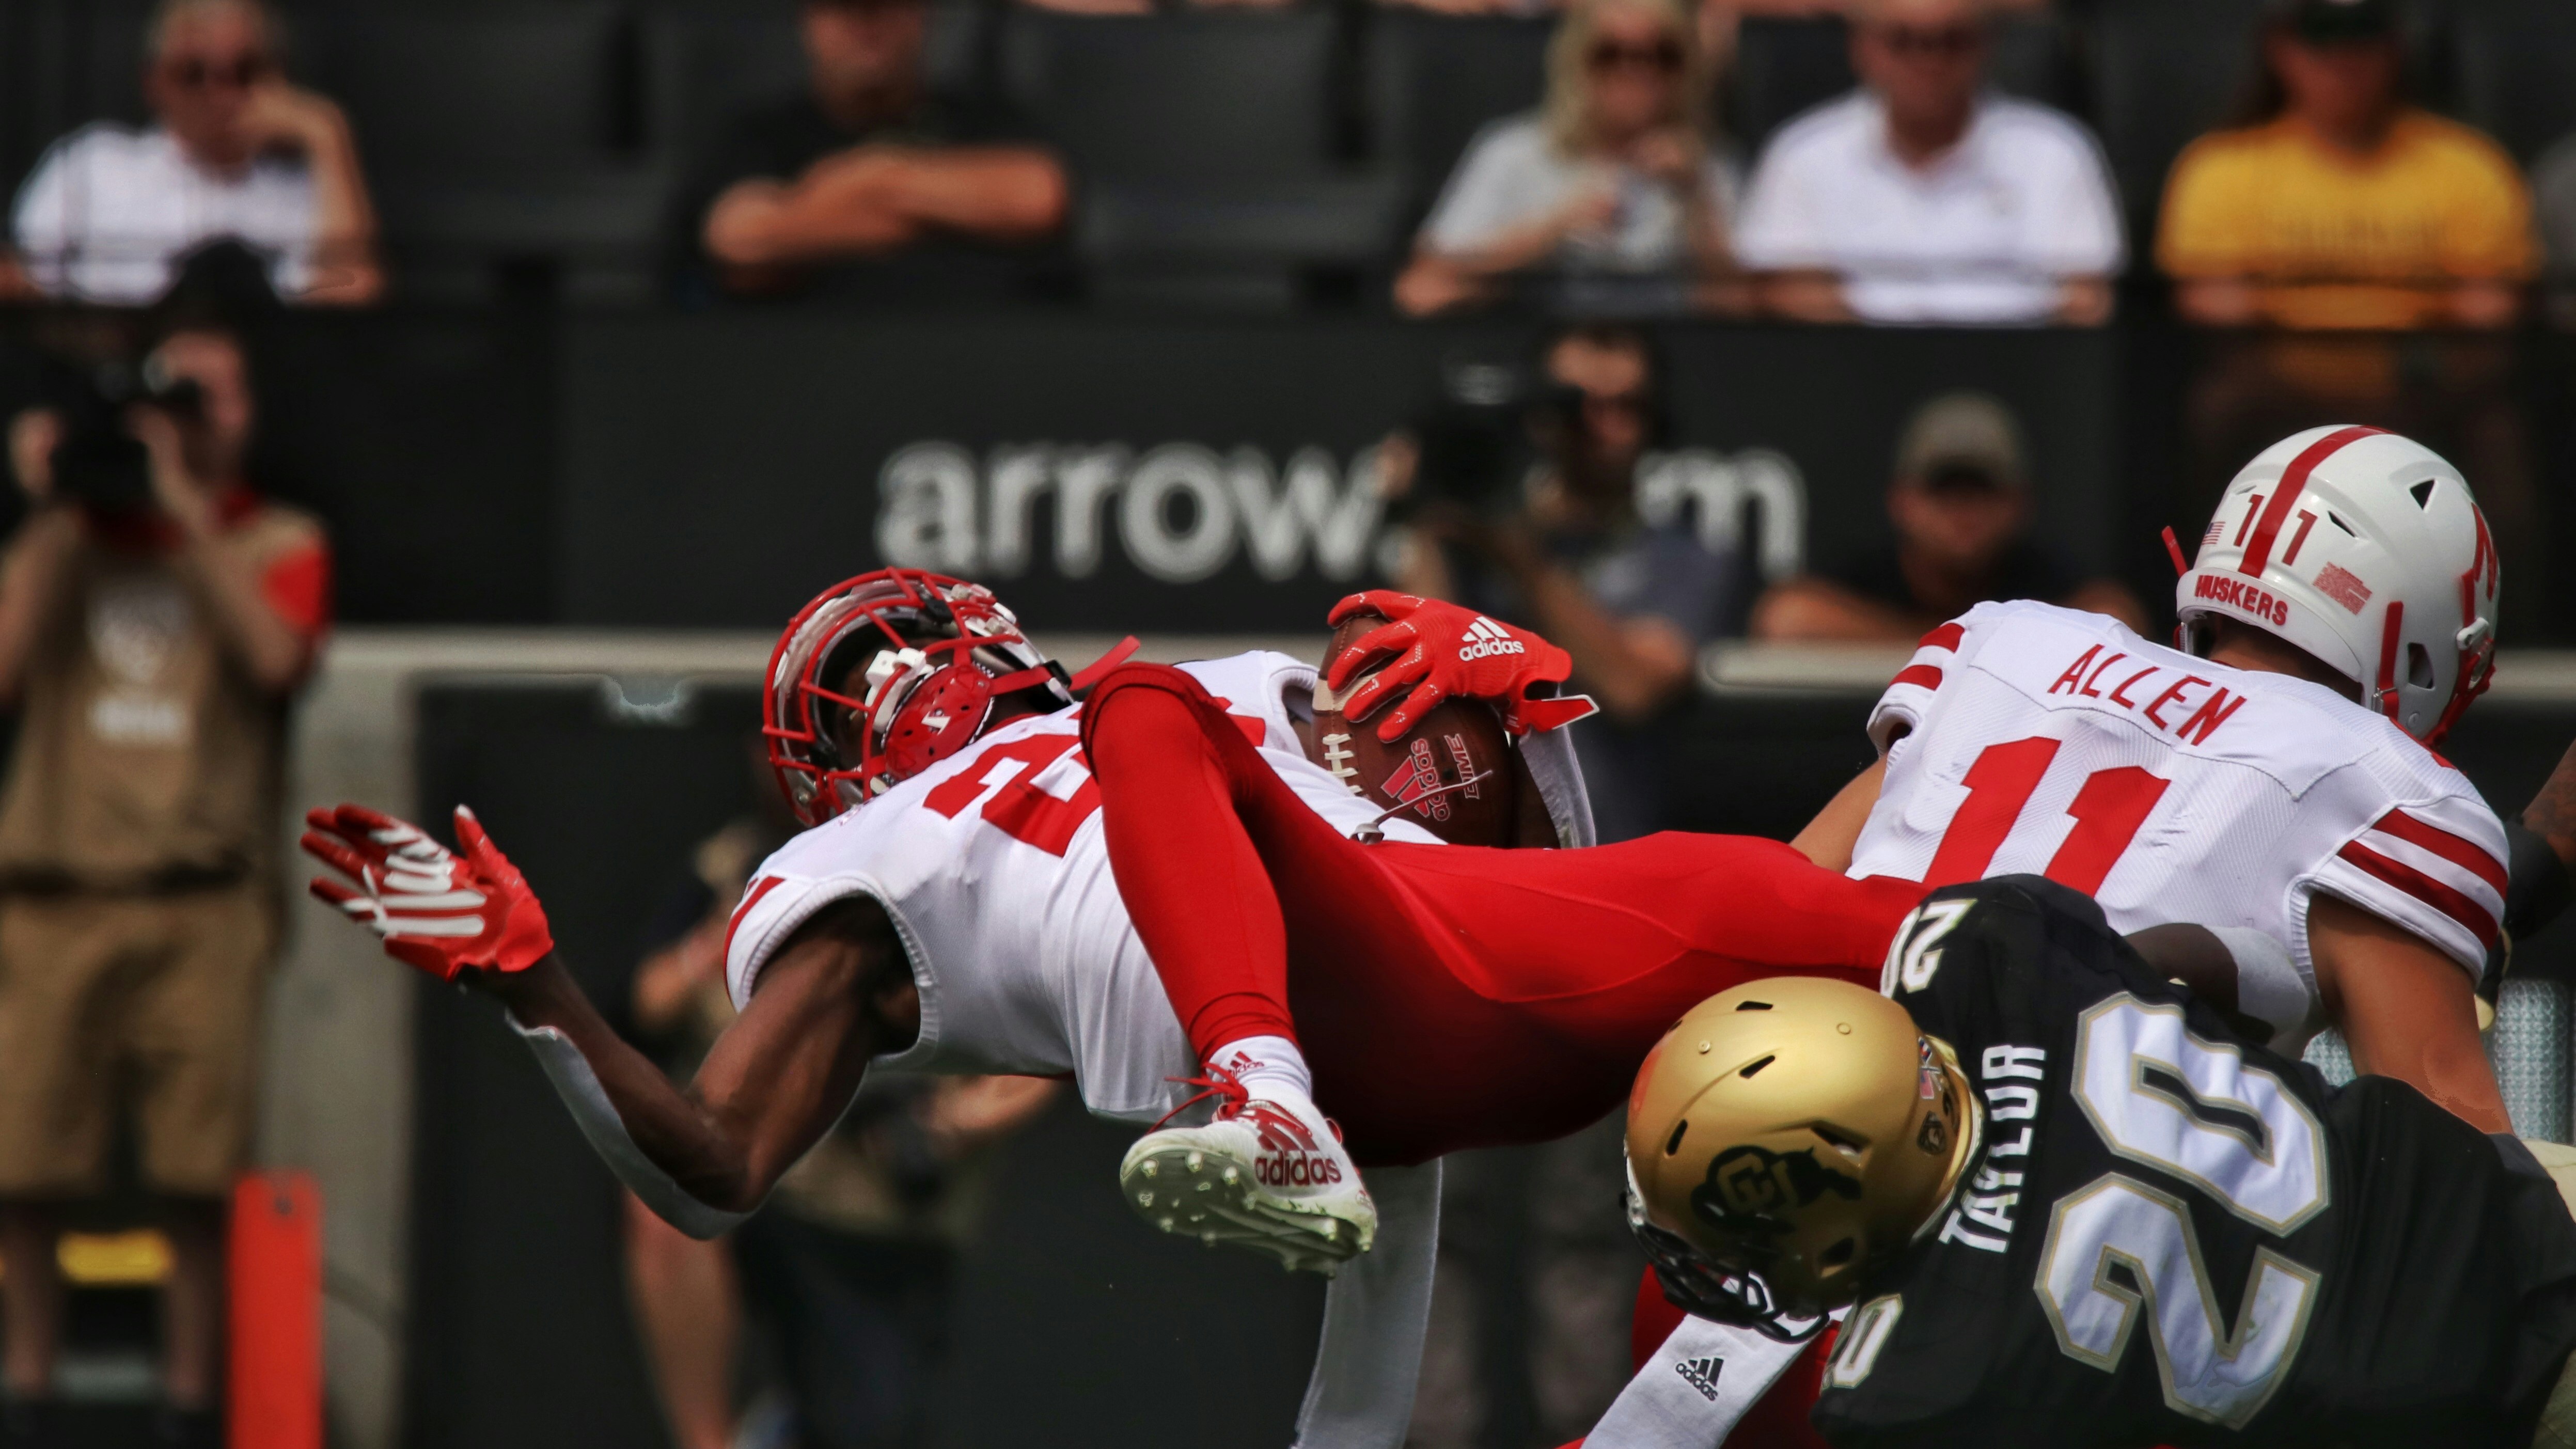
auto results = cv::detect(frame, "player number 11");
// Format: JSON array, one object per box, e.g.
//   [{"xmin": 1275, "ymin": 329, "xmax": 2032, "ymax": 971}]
[{"xmin": 1924, "ymin": 736, "xmax": 2171, "ymax": 893}]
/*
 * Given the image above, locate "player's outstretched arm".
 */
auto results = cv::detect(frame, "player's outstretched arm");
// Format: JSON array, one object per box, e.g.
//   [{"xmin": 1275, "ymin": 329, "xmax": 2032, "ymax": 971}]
[
  {"xmin": 303, "ymin": 805, "xmax": 894, "ymax": 1236},
  {"xmin": 2311, "ymin": 894, "xmax": 2512, "ymax": 1134},
  {"xmin": 1791, "ymin": 757, "xmax": 1884, "ymax": 870},
  {"xmin": 641, "ymin": 898, "xmax": 896, "ymax": 1211}
]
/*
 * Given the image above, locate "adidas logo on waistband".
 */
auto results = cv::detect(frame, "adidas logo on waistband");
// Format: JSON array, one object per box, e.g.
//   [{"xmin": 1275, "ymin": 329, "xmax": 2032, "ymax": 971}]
[{"xmin": 1675, "ymin": 1354, "xmax": 1724, "ymax": 1401}]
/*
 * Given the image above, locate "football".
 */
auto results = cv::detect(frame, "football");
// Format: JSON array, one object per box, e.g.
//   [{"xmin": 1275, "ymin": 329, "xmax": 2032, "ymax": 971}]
[{"xmin": 1314, "ymin": 610, "xmax": 1526, "ymax": 848}]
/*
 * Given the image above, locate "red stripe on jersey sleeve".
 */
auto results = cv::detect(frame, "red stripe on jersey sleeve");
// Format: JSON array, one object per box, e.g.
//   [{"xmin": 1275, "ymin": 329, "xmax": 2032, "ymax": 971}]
[
  {"xmin": 2335, "ymin": 841, "xmax": 2500, "ymax": 950},
  {"xmin": 2368, "ymin": 809, "xmax": 2508, "ymax": 897},
  {"xmin": 1918, "ymin": 622, "xmax": 1967, "ymax": 653},
  {"xmin": 724, "ymin": 875, "xmax": 788, "ymax": 974},
  {"xmin": 1890, "ymin": 664, "xmax": 1944, "ymax": 690}
]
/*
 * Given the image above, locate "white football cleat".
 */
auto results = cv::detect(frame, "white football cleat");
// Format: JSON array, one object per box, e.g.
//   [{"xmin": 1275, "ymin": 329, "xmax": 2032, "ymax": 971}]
[{"xmin": 1119, "ymin": 1067, "xmax": 1375, "ymax": 1275}]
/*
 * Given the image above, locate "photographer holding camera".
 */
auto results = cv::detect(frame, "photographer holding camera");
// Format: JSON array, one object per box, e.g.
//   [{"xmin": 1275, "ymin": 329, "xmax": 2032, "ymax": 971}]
[
  {"xmin": 1385, "ymin": 322, "xmax": 1737, "ymax": 843},
  {"xmin": 0, "ymin": 319, "xmax": 326, "ymax": 1447}
]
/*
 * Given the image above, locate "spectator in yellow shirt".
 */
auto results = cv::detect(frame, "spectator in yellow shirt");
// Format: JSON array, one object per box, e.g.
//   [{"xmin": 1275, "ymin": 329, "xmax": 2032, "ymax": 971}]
[{"xmin": 2156, "ymin": 0, "xmax": 2536, "ymax": 332}]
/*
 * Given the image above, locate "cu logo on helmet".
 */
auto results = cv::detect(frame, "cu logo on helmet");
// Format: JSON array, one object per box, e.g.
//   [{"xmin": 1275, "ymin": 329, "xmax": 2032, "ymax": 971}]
[
  {"xmin": 1457, "ymin": 617, "xmax": 1527, "ymax": 663},
  {"xmin": 1693, "ymin": 1145, "xmax": 1862, "ymax": 1238}
]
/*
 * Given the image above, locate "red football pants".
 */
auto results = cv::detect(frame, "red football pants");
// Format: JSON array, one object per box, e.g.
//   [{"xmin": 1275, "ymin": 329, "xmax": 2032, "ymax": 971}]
[{"xmin": 1081, "ymin": 664, "xmax": 1925, "ymax": 1168}]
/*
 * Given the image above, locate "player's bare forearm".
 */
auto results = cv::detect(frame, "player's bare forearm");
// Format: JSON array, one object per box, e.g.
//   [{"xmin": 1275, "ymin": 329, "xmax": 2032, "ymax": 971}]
[
  {"xmin": 485, "ymin": 909, "xmax": 887, "ymax": 1214},
  {"xmin": 482, "ymin": 955, "xmax": 771, "ymax": 1211},
  {"xmin": 2310, "ymin": 894, "xmax": 2512, "ymax": 1134},
  {"xmin": 684, "ymin": 908, "xmax": 891, "ymax": 1206},
  {"xmin": 308, "ymin": 807, "xmax": 896, "ymax": 1222},
  {"xmin": 1792, "ymin": 757, "xmax": 1883, "ymax": 869}
]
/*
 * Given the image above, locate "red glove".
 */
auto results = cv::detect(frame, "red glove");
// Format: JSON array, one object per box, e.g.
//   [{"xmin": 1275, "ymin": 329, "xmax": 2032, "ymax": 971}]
[
  {"xmin": 1325, "ymin": 590, "xmax": 1599, "ymax": 742},
  {"xmin": 302, "ymin": 803, "xmax": 555, "ymax": 982}
]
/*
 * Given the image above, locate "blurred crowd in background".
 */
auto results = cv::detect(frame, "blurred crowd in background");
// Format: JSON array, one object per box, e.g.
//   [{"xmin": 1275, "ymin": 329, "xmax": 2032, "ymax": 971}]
[
  {"xmin": 0, "ymin": 0, "xmax": 2570, "ymax": 1444},
  {"xmin": 3, "ymin": 0, "xmax": 2562, "ymax": 628},
  {"xmin": 0, "ymin": 0, "xmax": 2565, "ymax": 322}
]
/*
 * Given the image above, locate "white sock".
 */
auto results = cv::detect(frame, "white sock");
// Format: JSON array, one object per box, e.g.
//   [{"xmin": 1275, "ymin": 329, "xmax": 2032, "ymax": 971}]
[{"xmin": 1210, "ymin": 1034, "xmax": 1314, "ymax": 1106}]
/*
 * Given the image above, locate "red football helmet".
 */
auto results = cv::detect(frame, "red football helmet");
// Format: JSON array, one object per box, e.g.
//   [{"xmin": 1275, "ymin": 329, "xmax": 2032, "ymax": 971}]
[{"xmin": 763, "ymin": 570, "xmax": 1074, "ymax": 825}]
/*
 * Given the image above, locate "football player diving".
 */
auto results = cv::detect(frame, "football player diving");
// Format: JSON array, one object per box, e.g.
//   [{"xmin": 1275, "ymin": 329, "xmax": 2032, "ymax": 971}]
[
  {"xmin": 300, "ymin": 568, "xmax": 1940, "ymax": 1449},
  {"xmin": 1621, "ymin": 875, "xmax": 2576, "ymax": 1449}
]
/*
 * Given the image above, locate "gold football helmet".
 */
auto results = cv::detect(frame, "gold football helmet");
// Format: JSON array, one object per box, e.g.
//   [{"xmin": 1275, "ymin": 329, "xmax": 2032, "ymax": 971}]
[{"xmin": 1624, "ymin": 976, "xmax": 1976, "ymax": 1333}]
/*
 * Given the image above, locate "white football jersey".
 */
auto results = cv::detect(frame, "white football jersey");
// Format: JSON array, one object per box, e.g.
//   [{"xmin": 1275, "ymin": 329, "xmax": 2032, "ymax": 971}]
[
  {"xmin": 1851, "ymin": 601, "xmax": 2507, "ymax": 997},
  {"xmin": 721, "ymin": 652, "xmax": 1441, "ymax": 1123}
]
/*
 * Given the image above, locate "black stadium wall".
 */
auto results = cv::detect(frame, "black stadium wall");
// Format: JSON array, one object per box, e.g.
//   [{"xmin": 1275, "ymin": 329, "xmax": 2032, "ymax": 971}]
[
  {"xmin": 8, "ymin": 309, "xmax": 2573, "ymax": 640},
  {"xmin": 0, "ymin": 311, "xmax": 2153, "ymax": 635},
  {"xmin": 555, "ymin": 316, "xmax": 2120, "ymax": 632}
]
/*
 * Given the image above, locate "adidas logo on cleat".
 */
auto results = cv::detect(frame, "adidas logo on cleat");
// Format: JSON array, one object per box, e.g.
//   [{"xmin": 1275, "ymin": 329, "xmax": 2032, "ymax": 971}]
[
  {"xmin": 1254, "ymin": 1152, "xmax": 1344, "ymax": 1188},
  {"xmin": 1457, "ymin": 618, "xmax": 1525, "ymax": 662},
  {"xmin": 1675, "ymin": 1355, "xmax": 1724, "ymax": 1402}
]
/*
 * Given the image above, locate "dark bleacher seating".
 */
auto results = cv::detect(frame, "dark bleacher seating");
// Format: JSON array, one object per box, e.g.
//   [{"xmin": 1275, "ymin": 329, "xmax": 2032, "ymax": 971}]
[
  {"xmin": 1362, "ymin": 11, "xmax": 1551, "ymax": 231},
  {"xmin": 4, "ymin": 0, "xmax": 2540, "ymax": 313},
  {"xmin": 1002, "ymin": 10, "xmax": 1341, "ymax": 184},
  {"xmin": 297, "ymin": 4, "xmax": 663, "ymax": 302},
  {"xmin": 1731, "ymin": 16, "xmax": 1854, "ymax": 160},
  {"xmin": 1001, "ymin": 11, "xmax": 1401, "ymax": 310},
  {"xmin": 2088, "ymin": 0, "xmax": 2269, "ymax": 238},
  {"xmin": 0, "ymin": 0, "xmax": 152, "ymax": 199},
  {"xmin": 1987, "ymin": 11, "xmax": 2082, "ymax": 116},
  {"xmin": 2449, "ymin": 0, "xmax": 2576, "ymax": 165},
  {"xmin": 641, "ymin": 0, "xmax": 986, "ymax": 164},
  {"xmin": 642, "ymin": 5, "xmax": 807, "ymax": 167},
  {"xmin": 304, "ymin": 7, "xmax": 633, "ymax": 178}
]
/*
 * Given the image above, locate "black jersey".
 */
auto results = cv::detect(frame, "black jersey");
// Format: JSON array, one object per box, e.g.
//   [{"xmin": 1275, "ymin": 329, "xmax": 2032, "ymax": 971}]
[{"xmin": 1810, "ymin": 876, "xmax": 2576, "ymax": 1449}]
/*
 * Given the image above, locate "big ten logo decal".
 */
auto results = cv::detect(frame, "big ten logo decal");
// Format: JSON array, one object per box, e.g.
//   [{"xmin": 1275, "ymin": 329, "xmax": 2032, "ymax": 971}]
[
  {"xmin": 876, "ymin": 443, "xmax": 1810, "ymax": 587},
  {"xmin": 1692, "ymin": 1144, "xmax": 1861, "ymax": 1239}
]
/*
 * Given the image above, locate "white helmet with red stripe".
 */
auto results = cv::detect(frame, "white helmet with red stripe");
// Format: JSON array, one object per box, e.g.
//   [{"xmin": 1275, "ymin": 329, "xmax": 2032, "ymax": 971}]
[{"xmin": 2176, "ymin": 425, "xmax": 2498, "ymax": 746}]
